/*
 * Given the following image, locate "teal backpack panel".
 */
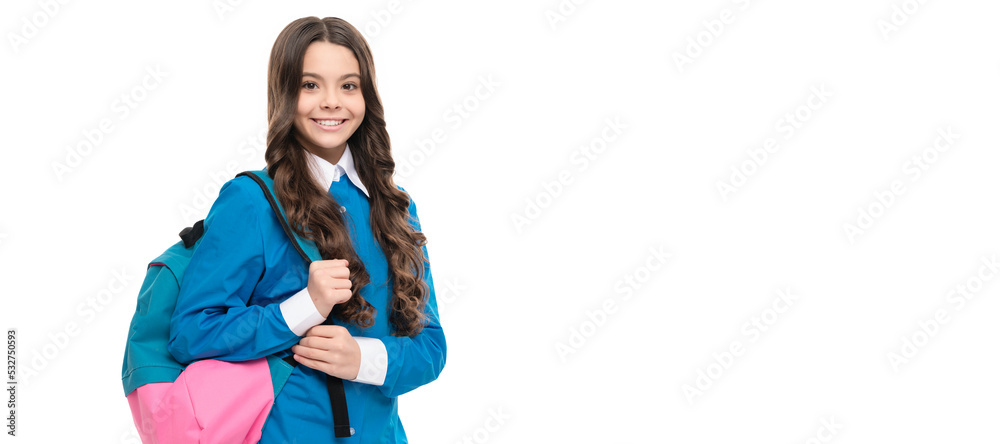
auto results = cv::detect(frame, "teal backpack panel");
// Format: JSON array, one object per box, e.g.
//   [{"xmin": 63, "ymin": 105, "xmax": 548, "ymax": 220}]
[{"xmin": 120, "ymin": 240, "xmax": 195, "ymax": 395}]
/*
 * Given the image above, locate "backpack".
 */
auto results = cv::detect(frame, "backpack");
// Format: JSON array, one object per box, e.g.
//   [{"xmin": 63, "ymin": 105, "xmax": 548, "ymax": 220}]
[{"xmin": 121, "ymin": 169, "xmax": 351, "ymax": 442}]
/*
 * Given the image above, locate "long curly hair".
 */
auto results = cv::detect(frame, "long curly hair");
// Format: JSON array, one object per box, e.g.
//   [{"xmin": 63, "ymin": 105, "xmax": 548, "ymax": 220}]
[{"xmin": 265, "ymin": 16, "xmax": 429, "ymax": 336}]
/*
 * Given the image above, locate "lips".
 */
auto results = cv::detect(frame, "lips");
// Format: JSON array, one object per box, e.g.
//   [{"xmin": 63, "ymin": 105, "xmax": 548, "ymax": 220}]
[{"xmin": 310, "ymin": 118, "xmax": 349, "ymax": 132}]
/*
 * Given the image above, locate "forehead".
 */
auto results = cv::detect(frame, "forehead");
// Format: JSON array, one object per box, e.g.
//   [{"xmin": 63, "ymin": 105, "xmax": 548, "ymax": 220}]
[{"xmin": 301, "ymin": 41, "xmax": 360, "ymax": 79}]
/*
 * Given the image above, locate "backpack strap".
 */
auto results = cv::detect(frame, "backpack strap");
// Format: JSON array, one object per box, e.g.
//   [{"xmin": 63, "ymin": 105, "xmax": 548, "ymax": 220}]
[
  {"xmin": 237, "ymin": 169, "xmax": 354, "ymax": 438},
  {"xmin": 236, "ymin": 170, "xmax": 322, "ymax": 264}
]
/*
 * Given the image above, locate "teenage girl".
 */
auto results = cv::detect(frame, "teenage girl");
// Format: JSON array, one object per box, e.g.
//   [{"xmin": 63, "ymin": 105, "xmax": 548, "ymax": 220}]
[{"xmin": 166, "ymin": 16, "xmax": 446, "ymax": 442}]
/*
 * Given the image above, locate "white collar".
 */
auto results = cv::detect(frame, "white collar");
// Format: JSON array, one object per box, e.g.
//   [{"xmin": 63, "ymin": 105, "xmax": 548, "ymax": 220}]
[{"xmin": 304, "ymin": 144, "xmax": 370, "ymax": 198}]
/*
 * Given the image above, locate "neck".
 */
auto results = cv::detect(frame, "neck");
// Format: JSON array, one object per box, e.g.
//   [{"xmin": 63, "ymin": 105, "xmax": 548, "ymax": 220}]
[{"xmin": 297, "ymin": 134, "xmax": 346, "ymax": 165}]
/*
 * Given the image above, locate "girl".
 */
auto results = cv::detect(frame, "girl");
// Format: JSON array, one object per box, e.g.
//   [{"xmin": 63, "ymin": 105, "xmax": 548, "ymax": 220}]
[{"xmin": 167, "ymin": 16, "xmax": 446, "ymax": 442}]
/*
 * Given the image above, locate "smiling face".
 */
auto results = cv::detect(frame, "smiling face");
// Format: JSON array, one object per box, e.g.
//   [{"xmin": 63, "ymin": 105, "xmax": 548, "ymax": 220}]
[{"xmin": 292, "ymin": 41, "xmax": 366, "ymax": 165}]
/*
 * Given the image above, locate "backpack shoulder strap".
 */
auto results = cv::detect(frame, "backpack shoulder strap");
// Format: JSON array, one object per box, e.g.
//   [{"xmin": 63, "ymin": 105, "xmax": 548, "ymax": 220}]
[
  {"xmin": 236, "ymin": 169, "xmax": 322, "ymax": 264},
  {"xmin": 236, "ymin": 169, "xmax": 326, "ymax": 400},
  {"xmin": 238, "ymin": 170, "xmax": 353, "ymax": 435}
]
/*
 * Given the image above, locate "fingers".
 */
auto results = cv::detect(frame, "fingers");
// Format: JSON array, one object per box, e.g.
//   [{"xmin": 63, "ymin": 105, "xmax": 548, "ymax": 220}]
[
  {"xmin": 291, "ymin": 353, "xmax": 351, "ymax": 379},
  {"xmin": 303, "ymin": 324, "xmax": 349, "ymax": 339},
  {"xmin": 309, "ymin": 259, "xmax": 349, "ymax": 274},
  {"xmin": 292, "ymin": 338, "xmax": 349, "ymax": 359},
  {"xmin": 291, "ymin": 353, "xmax": 328, "ymax": 374},
  {"xmin": 291, "ymin": 326, "xmax": 359, "ymax": 379},
  {"xmin": 309, "ymin": 259, "xmax": 351, "ymax": 288},
  {"xmin": 309, "ymin": 263, "xmax": 352, "ymax": 297},
  {"xmin": 332, "ymin": 289, "xmax": 352, "ymax": 305},
  {"xmin": 307, "ymin": 260, "xmax": 353, "ymax": 317},
  {"xmin": 291, "ymin": 342, "xmax": 335, "ymax": 359},
  {"xmin": 311, "ymin": 275, "xmax": 352, "ymax": 290},
  {"xmin": 296, "ymin": 335, "xmax": 329, "ymax": 350},
  {"xmin": 310, "ymin": 279, "xmax": 351, "ymax": 304}
]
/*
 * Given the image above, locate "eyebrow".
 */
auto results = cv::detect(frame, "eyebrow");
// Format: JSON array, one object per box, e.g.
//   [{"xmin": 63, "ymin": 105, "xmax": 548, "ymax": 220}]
[{"xmin": 302, "ymin": 72, "xmax": 360, "ymax": 82}]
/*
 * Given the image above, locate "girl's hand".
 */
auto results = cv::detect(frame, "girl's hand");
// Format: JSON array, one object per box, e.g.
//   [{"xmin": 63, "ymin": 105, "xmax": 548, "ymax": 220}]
[
  {"xmin": 291, "ymin": 325, "xmax": 361, "ymax": 380},
  {"xmin": 307, "ymin": 259, "xmax": 352, "ymax": 318}
]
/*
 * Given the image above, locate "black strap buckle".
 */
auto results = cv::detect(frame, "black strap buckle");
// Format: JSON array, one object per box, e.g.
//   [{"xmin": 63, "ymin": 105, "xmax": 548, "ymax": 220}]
[{"xmin": 178, "ymin": 220, "xmax": 205, "ymax": 248}]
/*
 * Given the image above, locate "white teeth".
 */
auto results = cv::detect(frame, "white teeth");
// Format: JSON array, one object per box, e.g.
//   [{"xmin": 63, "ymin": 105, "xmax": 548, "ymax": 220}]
[{"xmin": 316, "ymin": 119, "xmax": 344, "ymax": 126}]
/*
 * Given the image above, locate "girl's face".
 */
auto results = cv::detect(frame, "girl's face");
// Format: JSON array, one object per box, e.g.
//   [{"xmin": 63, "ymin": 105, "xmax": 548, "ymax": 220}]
[{"xmin": 293, "ymin": 41, "xmax": 366, "ymax": 163}]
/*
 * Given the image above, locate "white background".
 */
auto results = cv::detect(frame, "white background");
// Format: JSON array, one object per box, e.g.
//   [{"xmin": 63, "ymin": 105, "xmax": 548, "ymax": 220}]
[{"xmin": 2, "ymin": 0, "xmax": 1000, "ymax": 442}]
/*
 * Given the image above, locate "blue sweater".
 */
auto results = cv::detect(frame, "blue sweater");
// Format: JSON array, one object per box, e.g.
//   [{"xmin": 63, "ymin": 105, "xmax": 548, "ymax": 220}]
[{"xmin": 167, "ymin": 171, "xmax": 446, "ymax": 442}]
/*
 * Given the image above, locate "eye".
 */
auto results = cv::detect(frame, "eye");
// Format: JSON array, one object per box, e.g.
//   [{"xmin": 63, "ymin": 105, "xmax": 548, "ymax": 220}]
[
  {"xmin": 302, "ymin": 81, "xmax": 318, "ymax": 90},
  {"xmin": 343, "ymin": 83, "xmax": 358, "ymax": 91}
]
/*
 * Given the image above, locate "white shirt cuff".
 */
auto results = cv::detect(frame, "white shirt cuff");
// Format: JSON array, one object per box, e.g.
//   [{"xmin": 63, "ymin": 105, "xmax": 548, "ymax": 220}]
[
  {"xmin": 279, "ymin": 287, "xmax": 326, "ymax": 336},
  {"xmin": 351, "ymin": 337, "xmax": 388, "ymax": 386}
]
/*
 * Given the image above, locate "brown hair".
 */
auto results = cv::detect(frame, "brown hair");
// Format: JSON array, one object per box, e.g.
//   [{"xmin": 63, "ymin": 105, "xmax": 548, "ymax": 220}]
[{"xmin": 265, "ymin": 16, "xmax": 429, "ymax": 336}]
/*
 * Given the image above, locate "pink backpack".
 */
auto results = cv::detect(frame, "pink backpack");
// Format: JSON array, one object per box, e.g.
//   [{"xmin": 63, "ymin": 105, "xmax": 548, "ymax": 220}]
[{"xmin": 121, "ymin": 170, "xmax": 348, "ymax": 442}]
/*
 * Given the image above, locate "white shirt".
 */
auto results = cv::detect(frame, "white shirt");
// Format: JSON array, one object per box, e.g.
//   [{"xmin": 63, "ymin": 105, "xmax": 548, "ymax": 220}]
[{"xmin": 278, "ymin": 143, "xmax": 387, "ymax": 386}]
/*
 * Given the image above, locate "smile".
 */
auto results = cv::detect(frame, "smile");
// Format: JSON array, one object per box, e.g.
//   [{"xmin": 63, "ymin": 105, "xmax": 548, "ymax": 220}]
[{"xmin": 311, "ymin": 118, "xmax": 347, "ymax": 131}]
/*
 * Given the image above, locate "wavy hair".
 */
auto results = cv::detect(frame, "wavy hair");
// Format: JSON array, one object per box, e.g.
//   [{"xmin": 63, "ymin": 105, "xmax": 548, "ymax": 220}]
[{"xmin": 265, "ymin": 16, "xmax": 429, "ymax": 336}]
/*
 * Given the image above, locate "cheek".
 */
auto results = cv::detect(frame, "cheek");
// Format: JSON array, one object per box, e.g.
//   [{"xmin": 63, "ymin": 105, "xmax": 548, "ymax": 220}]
[
  {"xmin": 297, "ymin": 95, "xmax": 313, "ymax": 118},
  {"xmin": 353, "ymin": 100, "xmax": 366, "ymax": 120}
]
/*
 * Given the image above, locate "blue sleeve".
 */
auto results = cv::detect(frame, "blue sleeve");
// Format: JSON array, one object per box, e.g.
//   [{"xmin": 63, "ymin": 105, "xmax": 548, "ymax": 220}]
[
  {"xmin": 167, "ymin": 177, "xmax": 301, "ymax": 364},
  {"xmin": 377, "ymin": 190, "xmax": 447, "ymax": 398}
]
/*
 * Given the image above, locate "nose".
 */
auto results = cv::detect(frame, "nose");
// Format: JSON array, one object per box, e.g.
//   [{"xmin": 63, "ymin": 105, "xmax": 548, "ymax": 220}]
[{"xmin": 320, "ymin": 88, "xmax": 340, "ymax": 110}]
